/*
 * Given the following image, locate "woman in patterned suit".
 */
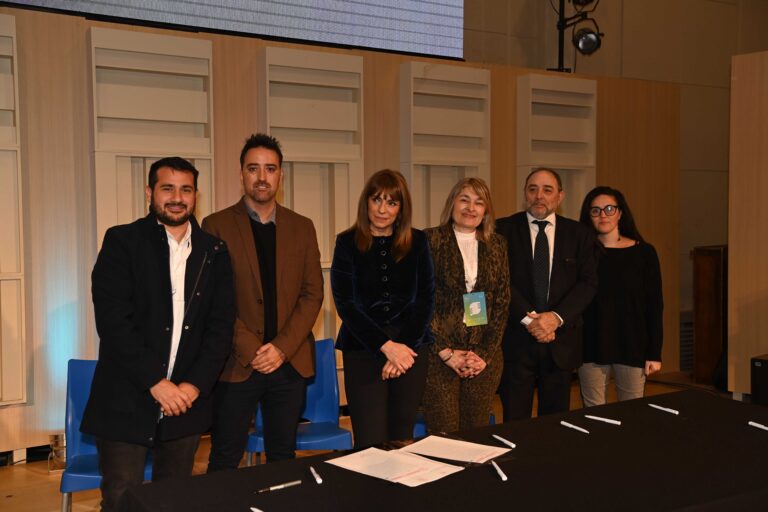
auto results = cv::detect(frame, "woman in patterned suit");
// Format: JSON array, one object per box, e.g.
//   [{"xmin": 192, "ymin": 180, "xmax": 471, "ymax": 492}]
[{"xmin": 423, "ymin": 177, "xmax": 510, "ymax": 433}]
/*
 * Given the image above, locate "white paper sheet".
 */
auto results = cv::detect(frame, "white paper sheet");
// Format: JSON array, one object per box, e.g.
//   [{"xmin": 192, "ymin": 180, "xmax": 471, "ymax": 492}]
[
  {"xmin": 324, "ymin": 447, "xmax": 463, "ymax": 487},
  {"xmin": 398, "ymin": 435, "xmax": 510, "ymax": 464}
]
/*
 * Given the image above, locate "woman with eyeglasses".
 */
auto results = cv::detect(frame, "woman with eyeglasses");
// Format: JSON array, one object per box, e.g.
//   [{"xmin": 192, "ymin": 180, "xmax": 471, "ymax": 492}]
[
  {"xmin": 331, "ymin": 169, "xmax": 435, "ymax": 448},
  {"xmin": 577, "ymin": 186, "xmax": 663, "ymax": 406}
]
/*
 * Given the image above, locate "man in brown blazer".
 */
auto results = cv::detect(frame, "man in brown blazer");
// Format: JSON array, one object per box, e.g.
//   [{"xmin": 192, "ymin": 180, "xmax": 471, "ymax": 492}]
[{"xmin": 203, "ymin": 133, "xmax": 323, "ymax": 468}]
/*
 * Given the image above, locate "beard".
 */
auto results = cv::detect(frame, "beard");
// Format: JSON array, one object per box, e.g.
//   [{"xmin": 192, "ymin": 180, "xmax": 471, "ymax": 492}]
[
  {"xmin": 526, "ymin": 201, "xmax": 553, "ymax": 220},
  {"xmin": 151, "ymin": 195, "xmax": 193, "ymax": 227}
]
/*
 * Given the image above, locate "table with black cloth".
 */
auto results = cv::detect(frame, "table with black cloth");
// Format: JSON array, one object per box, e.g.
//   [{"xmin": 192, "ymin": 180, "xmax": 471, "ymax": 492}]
[{"xmin": 119, "ymin": 390, "xmax": 768, "ymax": 512}]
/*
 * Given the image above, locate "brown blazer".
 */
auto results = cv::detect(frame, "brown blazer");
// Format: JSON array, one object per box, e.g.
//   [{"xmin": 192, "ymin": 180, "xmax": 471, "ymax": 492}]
[{"xmin": 202, "ymin": 199, "xmax": 323, "ymax": 381}]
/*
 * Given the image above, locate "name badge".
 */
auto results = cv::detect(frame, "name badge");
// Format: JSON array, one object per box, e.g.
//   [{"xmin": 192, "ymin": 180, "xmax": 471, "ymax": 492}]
[{"xmin": 463, "ymin": 291, "xmax": 488, "ymax": 326}]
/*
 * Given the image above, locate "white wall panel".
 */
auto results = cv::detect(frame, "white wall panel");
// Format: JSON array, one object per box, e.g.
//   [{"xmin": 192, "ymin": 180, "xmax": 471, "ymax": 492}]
[
  {"xmin": 1, "ymin": 279, "xmax": 24, "ymax": 402},
  {"xmin": 91, "ymin": 27, "xmax": 214, "ymax": 247},
  {"xmin": 0, "ymin": 13, "xmax": 24, "ymax": 407},
  {"xmin": 259, "ymin": 46, "xmax": 364, "ymax": 342},
  {"xmin": 401, "ymin": 61, "xmax": 491, "ymax": 230},
  {"xmin": 0, "ymin": 150, "xmax": 19, "ymax": 274}
]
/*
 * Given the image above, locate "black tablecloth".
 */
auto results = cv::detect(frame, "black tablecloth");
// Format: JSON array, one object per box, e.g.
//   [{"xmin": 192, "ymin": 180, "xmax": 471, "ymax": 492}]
[{"xmin": 119, "ymin": 390, "xmax": 768, "ymax": 512}]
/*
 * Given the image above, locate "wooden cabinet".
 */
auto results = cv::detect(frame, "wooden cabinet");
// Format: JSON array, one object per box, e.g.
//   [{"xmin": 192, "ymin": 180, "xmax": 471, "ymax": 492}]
[{"xmin": 692, "ymin": 245, "xmax": 727, "ymax": 386}]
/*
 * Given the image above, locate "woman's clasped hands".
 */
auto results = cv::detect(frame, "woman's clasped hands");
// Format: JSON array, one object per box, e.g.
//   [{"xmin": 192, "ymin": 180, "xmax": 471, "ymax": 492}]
[
  {"xmin": 439, "ymin": 348, "xmax": 486, "ymax": 379},
  {"xmin": 380, "ymin": 340, "xmax": 417, "ymax": 380}
]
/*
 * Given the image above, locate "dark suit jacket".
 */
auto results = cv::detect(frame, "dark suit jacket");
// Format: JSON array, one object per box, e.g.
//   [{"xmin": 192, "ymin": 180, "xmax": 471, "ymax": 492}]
[
  {"xmin": 82, "ymin": 214, "xmax": 234, "ymax": 446},
  {"xmin": 495, "ymin": 212, "xmax": 597, "ymax": 369},
  {"xmin": 202, "ymin": 200, "xmax": 323, "ymax": 381}
]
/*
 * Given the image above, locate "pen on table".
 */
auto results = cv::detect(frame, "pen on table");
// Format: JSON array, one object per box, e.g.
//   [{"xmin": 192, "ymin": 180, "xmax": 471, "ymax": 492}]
[
  {"xmin": 560, "ymin": 420, "xmax": 590, "ymax": 434},
  {"xmin": 584, "ymin": 414, "xmax": 622, "ymax": 426},
  {"xmin": 309, "ymin": 465, "xmax": 323, "ymax": 484},
  {"xmin": 748, "ymin": 421, "xmax": 768, "ymax": 432},
  {"xmin": 490, "ymin": 460, "xmax": 508, "ymax": 482},
  {"xmin": 648, "ymin": 403, "xmax": 679, "ymax": 415},
  {"xmin": 255, "ymin": 480, "xmax": 302, "ymax": 494},
  {"xmin": 491, "ymin": 434, "xmax": 517, "ymax": 449}
]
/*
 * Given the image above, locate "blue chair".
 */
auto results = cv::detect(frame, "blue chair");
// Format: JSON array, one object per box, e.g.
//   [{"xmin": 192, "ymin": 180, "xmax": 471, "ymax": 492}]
[
  {"xmin": 245, "ymin": 338, "xmax": 352, "ymax": 464},
  {"xmin": 60, "ymin": 359, "xmax": 151, "ymax": 512},
  {"xmin": 412, "ymin": 410, "xmax": 496, "ymax": 438}
]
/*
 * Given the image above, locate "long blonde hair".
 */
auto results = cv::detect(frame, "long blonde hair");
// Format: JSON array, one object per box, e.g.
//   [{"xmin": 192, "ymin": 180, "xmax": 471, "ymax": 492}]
[{"xmin": 438, "ymin": 177, "xmax": 496, "ymax": 243}]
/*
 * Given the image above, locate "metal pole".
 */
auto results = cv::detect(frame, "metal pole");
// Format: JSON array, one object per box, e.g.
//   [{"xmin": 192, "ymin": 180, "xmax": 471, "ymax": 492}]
[{"xmin": 557, "ymin": 0, "xmax": 566, "ymax": 71}]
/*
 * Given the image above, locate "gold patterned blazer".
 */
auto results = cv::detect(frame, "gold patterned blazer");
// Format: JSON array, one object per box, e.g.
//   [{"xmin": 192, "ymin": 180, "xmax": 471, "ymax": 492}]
[{"xmin": 424, "ymin": 224, "xmax": 511, "ymax": 362}]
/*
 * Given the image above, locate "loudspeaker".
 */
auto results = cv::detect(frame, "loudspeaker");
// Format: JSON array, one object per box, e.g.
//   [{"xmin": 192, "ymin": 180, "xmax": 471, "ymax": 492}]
[{"xmin": 751, "ymin": 354, "xmax": 768, "ymax": 406}]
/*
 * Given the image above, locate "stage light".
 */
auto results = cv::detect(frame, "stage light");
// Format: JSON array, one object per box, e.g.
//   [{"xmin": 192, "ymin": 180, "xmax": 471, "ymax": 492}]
[
  {"xmin": 572, "ymin": 19, "xmax": 603, "ymax": 55},
  {"xmin": 549, "ymin": 0, "xmax": 604, "ymax": 72}
]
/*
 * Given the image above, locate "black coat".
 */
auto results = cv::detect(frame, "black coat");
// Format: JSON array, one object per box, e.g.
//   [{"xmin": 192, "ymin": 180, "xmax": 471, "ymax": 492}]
[
  {"xmin": 81, "ymin": 213, "xmax": 234, "ymax": 446},
  {"xmin": 496, "ymin": 212, "xmax": 597, "ymax": 370}
]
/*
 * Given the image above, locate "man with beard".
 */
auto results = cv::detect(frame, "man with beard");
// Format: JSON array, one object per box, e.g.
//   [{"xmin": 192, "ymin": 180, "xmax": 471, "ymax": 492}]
[
  {"xmin": 495, "ymin": 168, "xmax": 597, "ymax": 420},
  {"xmin": 82, "ymin": 157, "xmax": 234, "ymax": 510},
  {"xmin": 202, "ymin": 133, "xmax": 323, "ymax": 468}
]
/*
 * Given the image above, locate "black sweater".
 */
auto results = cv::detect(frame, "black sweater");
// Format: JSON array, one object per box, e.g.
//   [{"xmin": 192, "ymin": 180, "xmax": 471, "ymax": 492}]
[
  {"xmin": 583, "ymin": 242, "xmax": 663, "ymax": 367},
  {"xmin": 250, "ymin": 219, "xmax": 277, "ymax": 344}
]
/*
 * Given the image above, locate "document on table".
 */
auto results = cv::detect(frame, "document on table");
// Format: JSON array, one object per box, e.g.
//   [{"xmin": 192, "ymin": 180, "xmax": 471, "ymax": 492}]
[
  {"xmin": 324, "ymin": 447, "xmax": 463, "ymax": 487},
  {"xmin": 398, "ymin": 435, "xmax": 510, "ymax": 464}
]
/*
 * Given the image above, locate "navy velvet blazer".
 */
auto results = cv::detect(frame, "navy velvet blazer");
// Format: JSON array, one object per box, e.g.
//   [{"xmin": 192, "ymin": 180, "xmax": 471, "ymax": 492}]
[{"xmin": 331, "ymin": 229, "xmax": 435, "ymax": 354}]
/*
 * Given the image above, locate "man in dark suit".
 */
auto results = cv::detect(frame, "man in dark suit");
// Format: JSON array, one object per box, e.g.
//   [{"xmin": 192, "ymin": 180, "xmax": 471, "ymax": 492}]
[
  {"xmin": 496, "ymin": 168, "xmax": 597, "ymax": 420},
  {"xmin": 82, "ymin": 157, "xmax": 234, "ymax": 511},
  {"xmin": 203, "ymin": 133, "xmax": 323, "ymax": 468}
]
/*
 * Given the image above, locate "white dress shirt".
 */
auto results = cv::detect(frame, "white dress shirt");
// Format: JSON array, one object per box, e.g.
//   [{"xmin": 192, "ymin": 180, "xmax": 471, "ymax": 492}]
[{"xmin": 166, "ymin": 221, "xmax": 192, "ymax": 379}]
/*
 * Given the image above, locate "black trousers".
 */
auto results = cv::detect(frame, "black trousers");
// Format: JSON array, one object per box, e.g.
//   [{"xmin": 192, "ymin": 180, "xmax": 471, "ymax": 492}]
[
  {"xmin": 342, "ymin": 345, "xmax": 428, "ymax": 449},
  {"xmin": 499, "ymin": 342, "xmax": 572, "ymax": 421},
  {"xmin": 207, "ymin": 364, "xmax": 305, "ymax": 470},
  {"xmin": 96, "ymin": 434, "xmax": 199, "ymax": 512}
]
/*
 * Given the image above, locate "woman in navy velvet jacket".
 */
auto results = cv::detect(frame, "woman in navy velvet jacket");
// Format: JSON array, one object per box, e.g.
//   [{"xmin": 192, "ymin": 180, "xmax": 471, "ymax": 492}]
[{"xmin": 331, "ymin": 169, "xmax": 435, "ymax": 448}]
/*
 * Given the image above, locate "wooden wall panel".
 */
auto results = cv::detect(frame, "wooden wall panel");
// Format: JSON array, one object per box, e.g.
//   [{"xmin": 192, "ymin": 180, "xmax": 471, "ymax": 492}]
[
  {"xmin": 210, "ymin": 34, "xmax": 260, "ymax": 209},
  {"xmin": 362, "ymin": 51, "xmax": 404, "ymax": 177},
  {"xmin": 596, "ymin": 76, "xmax": 681, "ymax": 371},
  {"xmin": 728, "ymin": 50, "xmax": 768, "ymax": 394},
  {"xmin": 489, "ymin": 64, "xmax": 519, "ymax": 217}
]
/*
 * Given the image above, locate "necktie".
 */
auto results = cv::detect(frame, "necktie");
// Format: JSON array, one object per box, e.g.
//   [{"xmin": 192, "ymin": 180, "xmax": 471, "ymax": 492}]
[{"xmin": 532, "ymin": 220, "xmax": 549, "ymax": 312}]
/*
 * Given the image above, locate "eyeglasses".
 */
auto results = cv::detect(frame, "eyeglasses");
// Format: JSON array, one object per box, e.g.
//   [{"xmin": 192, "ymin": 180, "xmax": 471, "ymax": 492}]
[{"xmin": 589, "ymin": 205, "xmax": 619, "ymax": 217}]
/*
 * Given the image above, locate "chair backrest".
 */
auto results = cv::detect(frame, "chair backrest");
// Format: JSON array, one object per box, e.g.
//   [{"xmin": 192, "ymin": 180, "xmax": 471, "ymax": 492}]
[
  {"xmin": 65, "ymin": 359, "xmax": 98, "ymax": 462},
  {"xmin": 301, "ymin": 338, "xmax": 339, "ymax": 424}
]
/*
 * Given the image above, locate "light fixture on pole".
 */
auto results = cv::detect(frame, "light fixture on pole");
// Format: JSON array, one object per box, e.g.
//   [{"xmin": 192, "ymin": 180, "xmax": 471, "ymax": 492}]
[{"xmin": 549, "ymin": 0, "xmax": 604, "ymax": 73}]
